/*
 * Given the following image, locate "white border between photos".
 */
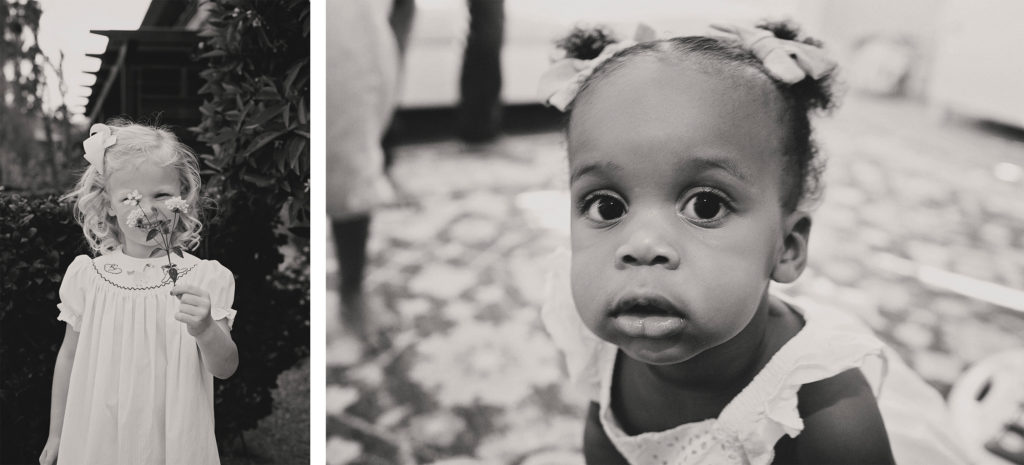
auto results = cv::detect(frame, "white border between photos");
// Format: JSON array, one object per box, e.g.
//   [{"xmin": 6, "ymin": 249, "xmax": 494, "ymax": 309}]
[{"xmin": 309, "ymin": 0, "xmax": 326, "ymax": 463}]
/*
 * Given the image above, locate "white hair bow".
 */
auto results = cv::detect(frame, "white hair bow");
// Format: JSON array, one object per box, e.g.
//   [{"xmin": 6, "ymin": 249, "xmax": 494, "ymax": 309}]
[
  {"xmin": 537, "ymin": 24, "xmax": 657, "ymax": 112},
  {"xmin": 83, "ymin": 123, "xmax": 117, "ymax": 175},
  {"xmin": 710, "ymin": 24, "xmax": 835, "ymax": 84}
]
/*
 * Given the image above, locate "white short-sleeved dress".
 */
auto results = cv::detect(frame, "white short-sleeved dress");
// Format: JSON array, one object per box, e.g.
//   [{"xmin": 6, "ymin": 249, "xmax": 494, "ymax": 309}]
[
  {"xmin": 540, "ymin": 250, "xmax": 971, "ymax": 465},
  {"xmin": 56, "ymin": 250, "xmax": 237, "ymax": 465}
]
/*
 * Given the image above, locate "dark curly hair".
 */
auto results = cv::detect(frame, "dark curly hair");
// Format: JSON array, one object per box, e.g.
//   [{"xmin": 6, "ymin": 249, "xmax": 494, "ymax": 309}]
[{"xmin": 557, "ymin": 20, "xmax": 838, "ymax": 211}]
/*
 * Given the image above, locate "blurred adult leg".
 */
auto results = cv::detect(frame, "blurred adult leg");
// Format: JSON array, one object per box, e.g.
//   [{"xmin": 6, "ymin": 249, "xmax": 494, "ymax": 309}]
[
  {"xmin": 333, "ymin": 215, "xmax": 371, "ymax": 318},
  {"xmin": 327, "ymin": 0, "xmax": 398, "ymax": 340},
  {"xmin": 458, "ymin": 0, "xmax": 504, "ymax": 143},
  {"xmin": 384, "ymin": 0, "xmax": 416, "ymax": 169}
]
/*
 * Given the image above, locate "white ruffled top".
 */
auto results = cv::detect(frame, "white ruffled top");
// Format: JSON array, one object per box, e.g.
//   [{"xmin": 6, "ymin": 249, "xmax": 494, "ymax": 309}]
[
  {"xmin": 540, "ymin": 249, "xmax": 970, "ymax": 465},
  {"xmin": 56, "ymin": 250, "xmax": 237, "ymax": 465}
]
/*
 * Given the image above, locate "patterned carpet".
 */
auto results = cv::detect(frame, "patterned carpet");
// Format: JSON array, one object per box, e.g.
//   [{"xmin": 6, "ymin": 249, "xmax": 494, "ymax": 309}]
[{"xmin": 326, "ymin": 97, "xmax": 1024, "ymax": 464}]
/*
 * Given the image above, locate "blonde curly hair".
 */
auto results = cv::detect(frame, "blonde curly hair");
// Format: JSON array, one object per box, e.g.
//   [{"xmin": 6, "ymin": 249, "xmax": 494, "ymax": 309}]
[{"xmin": 62, "ymin": 120, "xmax": 206, "ymax": 255}]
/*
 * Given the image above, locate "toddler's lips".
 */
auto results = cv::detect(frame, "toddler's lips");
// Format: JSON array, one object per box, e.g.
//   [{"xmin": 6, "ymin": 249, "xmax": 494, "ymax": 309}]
[
  {"xmin": 610, "ymin": 295, "xmax": 686, "ymax": 338},
  {"xmin": 612, "ymin": 313, "xmax": 686, "ymax": 338}
]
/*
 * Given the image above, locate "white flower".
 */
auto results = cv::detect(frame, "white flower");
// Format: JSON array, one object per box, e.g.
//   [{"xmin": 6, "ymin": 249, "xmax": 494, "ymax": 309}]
[
  {"xmin": 164, "ymin": 196, "xmax": 189, "ymax": 214},
  {"xmin": 408, "ymin": 320, "xmax": 562, "ymax": 408},
  {"xmin": 122, "ymin": 190, "xmax": 141, "ymax": 206},
  {"xmin": 126, "ymin": 209, "xmax": 146, "ymax": 229},
  {"xmin": 325, "ymin": 436, "xmax": 362, "ymax": 465}
]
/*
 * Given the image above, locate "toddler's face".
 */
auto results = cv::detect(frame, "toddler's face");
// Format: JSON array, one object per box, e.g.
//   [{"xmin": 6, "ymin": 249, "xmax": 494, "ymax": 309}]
[
  {"xmin": 106, "ymin": 162, "xmax": 183, "ymax": 257},
  {"xmin": 568, "ymin": 59, "xmax": 794, "ymax": 365}
]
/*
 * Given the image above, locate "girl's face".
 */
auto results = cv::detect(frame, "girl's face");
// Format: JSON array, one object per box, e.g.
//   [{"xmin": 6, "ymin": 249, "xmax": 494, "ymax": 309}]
[
  {"xmin": 105, "ymin": 162, "xmax": 183, "ymax": 258},
  {"xmin": 568, "ymin": 58, "xmax": 800, "ymax": 365}
]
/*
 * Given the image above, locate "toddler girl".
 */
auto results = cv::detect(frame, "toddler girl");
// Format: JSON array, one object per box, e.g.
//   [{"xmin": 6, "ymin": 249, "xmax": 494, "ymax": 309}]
[
  {"xmin": 539, "ymin": 22, "xmax": 969, "ymax": 464},
  {"xmin": 39, "ymin": 122, "xmax": 239, "ymax": 465}
]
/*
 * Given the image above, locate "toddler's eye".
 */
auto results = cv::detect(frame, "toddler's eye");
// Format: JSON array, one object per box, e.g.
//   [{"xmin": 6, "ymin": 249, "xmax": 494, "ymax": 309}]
[
  {"xmin": 680, "ymin": 190, "xmax": 730, "ymax": 223},
  {"xmin": 581, "ymin": 191, "xmax": 627, "ymax": 223}
]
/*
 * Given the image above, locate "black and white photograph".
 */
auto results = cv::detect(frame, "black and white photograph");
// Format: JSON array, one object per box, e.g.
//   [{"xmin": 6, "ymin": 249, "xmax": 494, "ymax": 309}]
[
  {"xmin": 325, "ymin": 0, "xmax": 1024, "ymax": 464},
  {"xmin": 6, "ymin": 0, "xmax": 1024, "ymax": 464},
  {"xmin": 1, "ymin": 1, "xmax": 310, "ymax": 464}
]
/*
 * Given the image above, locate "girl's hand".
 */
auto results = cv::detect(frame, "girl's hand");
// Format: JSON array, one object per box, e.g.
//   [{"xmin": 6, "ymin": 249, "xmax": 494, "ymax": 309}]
[
  {"xmin": 39, "ymin": 435, "xmax": 59, "ymax": 465},
  {"xmin": 170, "ymin": 284, "xmax": 214, "ymax": 337}
]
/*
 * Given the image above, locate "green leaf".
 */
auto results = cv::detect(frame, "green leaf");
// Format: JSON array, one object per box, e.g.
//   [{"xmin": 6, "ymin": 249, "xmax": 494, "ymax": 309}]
[
  {"xmin": 209, "ymin": 128, "xmax": 238, "ymax": 145},
  {"xmin": 197, "ymin": 27, "xmax": 220, "ymax": 38},
  {"xmin": 284, "ymin": 58, "xmax": 308, "ymax": 92},
  {"xmin": 176, "ymin": 219, "xmax": 188, "ymax": 233},
  {"xmin": 249, "ymin": 103, "xmax": 288, "ymax": 127},
  {"xmin": 241, "ymin": 172, "xmax": 275, "ymax": 187},
  {"xmin": 198, "ymin": 49, "xmax": 228, "ymax": 59},
  {"xmin": 198, "ymin": 82, "xmax": 220, "ymax": 95},
  {"xmin": 275, "ymin": 149, "xmax": 287, "ymax": 172},
  {"xmin": 146, "ymin": 229, "xmax": 159, "ymax": 241},
  {"xmin": 150, "ymin": 248, "xmax": 164, "ymax": 257},
  {"xmin": 172, "ymin": 247, "xmax": 184, "ymax": 258},
  {"xmin": 241, "ymin": 130, "xmax": 287, "ymax": 157},
  {"xmin": 288, "ymin": 138, "xmax": 307, "ymax": 161},
  {"xmin": 235, "ymin": 102, "xmax": 254, "ymax": 132},
  {"xmin": 255, "ymin": 89, "xmax": 280, "ymax": 100}
]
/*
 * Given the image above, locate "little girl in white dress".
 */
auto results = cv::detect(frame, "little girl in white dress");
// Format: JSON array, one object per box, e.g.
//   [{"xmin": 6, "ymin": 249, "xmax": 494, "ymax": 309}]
[
  {"xmin": 537, "ymin": 22, "xmax": 971, "ymax": 464},
  {"xmin": 40, "ymin": 122, "xmax": 239, "ymax": 465}
]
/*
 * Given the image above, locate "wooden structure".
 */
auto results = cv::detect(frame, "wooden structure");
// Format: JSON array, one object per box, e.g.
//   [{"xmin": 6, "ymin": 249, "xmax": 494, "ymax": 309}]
[{"xmin": 84, "ymin": 1, "xmax": 208, "ymax": 149}]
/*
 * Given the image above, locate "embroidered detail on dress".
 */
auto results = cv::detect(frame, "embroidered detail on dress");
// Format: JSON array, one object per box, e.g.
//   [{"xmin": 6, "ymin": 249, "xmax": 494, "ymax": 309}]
[
  {"xmin": 90, "ymin": 259, "xmax": 196, "ymax": 291},
  {"xmin": 103, "ymin": 263, "xmax": 122, "ymax": 274}
]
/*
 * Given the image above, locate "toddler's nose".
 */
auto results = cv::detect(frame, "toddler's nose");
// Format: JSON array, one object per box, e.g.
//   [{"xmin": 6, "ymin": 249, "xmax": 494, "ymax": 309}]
[
  {"xmin": 615, "ymin": 232, "xmax": 680, "ymax": 269},
  {"xmin": 138, "ymin": 200, "xmax": 158, "ymax": 214}
]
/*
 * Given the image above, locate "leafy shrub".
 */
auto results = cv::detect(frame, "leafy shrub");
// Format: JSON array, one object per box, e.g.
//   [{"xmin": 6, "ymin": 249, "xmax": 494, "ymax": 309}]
[
  {"xmin": 204, "ymin": 210, "xmax": 310, "ymax": 441},
  {"xmin": 0, "ymin": 191, "xmax": 309, "ymax": 463},
  {"xmin": 193, "ymin": 0, "xmax": 310, "ymax": 238},
  {"xmin": 0, "ymin": 193, "xmax": 89, "ymax": 463},
  {"xmin": 192, "ymin": 0, "xmax": 311, "ymax": 443}
]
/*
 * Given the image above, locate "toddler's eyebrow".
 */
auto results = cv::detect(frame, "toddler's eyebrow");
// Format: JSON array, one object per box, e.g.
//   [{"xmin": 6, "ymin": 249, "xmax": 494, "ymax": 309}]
[
  {"xmin": 682, "ymin": 157, "xmax": 752, "ymax": 183},
  {"xmin": 571, "ymin": 161, "xmax": 624, "ymax": 183},
  {"xmin": 570, "ymin": 158, "xmax": 752, "ymax": 184}
]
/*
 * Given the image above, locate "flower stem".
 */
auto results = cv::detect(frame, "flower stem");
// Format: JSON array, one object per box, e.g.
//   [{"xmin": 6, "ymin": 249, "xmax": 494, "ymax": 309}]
[
  {"xmin": 167, "ymin": 212, "xmax": 179, "ymax": 285},
  {"xmin": 136, "ymin": 206, "xmax": 178, "ymax": 285}
]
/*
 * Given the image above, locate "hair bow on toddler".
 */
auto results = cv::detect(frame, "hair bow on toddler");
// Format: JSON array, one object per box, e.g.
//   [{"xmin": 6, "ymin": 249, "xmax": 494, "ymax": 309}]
[
  {"xmin": 710, "ymin": 24, "xmax": 835, "ymax": 84},
  {"xmin": 83, "ymin": 123, "xmax": 117, "ymax": 175},
  {"xmin": 537, "ymin": 24, "xmax": 657, "ymax": 112}
]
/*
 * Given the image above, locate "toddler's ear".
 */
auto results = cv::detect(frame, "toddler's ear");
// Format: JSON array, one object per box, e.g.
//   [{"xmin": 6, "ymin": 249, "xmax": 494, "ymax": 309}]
[{"xmin": 771, "ymin": 211, "xmax": 811, "ymax": 284}]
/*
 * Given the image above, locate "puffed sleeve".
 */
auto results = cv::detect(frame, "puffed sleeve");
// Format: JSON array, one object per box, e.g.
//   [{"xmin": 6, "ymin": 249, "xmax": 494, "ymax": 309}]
[
  {"xmin": 57, "ymin": 255, "xmax": 92, "ymax": 332},
  {"xmin": 539, "ymin": 248, "xmax": 608, "ymax": 402},
  {"xmin": 207, "ymin": 261, "xmax": 238, "ymax": 330}
]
